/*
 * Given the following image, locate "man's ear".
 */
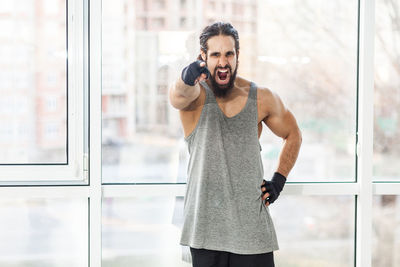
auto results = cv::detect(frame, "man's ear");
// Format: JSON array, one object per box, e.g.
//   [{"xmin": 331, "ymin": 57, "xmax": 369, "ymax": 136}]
[{"xmin": 200, "ymin": 50, "xmax": 206, "ymax": 61}]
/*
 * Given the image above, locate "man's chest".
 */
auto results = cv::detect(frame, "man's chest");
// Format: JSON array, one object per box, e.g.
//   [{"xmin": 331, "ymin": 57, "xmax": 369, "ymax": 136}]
[{"xmin": 215, "ymin": 96, "xmax": 266, "ymax": 124}]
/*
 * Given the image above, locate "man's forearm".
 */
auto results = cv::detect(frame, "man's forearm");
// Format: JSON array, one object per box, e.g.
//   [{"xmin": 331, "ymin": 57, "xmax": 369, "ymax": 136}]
[
  {"xmin": 276, "ymin": 128, "xmax": 302, "ymax": 177},
  {"xmin": 170, "ymin": 60, "xmax": 209, "ymax": 109},
  {"xmin": 169, "ymin": 78, "xmax": 200, "ymax": 110},
  {"xmin": 174, "ymin": 78, "xmax": 200, "ymax": 99}
]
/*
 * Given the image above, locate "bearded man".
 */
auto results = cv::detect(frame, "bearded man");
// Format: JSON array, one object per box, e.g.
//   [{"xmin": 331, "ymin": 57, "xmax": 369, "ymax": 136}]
[{"xmin": 169, "ymin": 22, "xmax": 302, "ymax": 267}]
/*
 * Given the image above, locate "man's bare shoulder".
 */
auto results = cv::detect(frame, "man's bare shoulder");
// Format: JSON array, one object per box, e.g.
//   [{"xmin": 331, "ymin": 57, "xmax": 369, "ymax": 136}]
[
  {"xmin": 235, "ymin": 76, "xmax": 252, "ymax": 92},
  {"xmin": 255, "ymin": 84, "xmax": 284, "ymax": 121},
  {"xmin": 236, "ymin": 76, "xmax": 274, "ymax": 100},
  {"xmin": 257, "ymin": 86, "xmax": 275, "ymax": 99},
  {"xmin": 254, "ymin": 83, "xmax": 277, "ymax": 110}
]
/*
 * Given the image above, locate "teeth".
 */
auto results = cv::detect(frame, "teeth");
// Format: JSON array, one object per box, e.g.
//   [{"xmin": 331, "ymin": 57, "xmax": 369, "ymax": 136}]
[{"xmin": 218, "ymin": 69, "xmax": 228, "ymax": 73}]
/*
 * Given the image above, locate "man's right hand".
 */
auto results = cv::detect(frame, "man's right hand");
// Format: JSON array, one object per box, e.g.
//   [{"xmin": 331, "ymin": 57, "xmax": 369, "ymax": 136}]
[{"xmin": 181, "ymin": 60, "xmax": 210, "ymax": 86}]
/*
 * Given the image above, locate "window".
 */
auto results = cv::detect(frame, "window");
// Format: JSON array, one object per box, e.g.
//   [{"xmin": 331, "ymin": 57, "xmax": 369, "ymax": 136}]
[
  {"xmin": 0, "ymin": 0, "xmax": 87, "ymax": 182},
  {"xmin": 102, "ymin": 195, "xmax": 355, "ymax": 266},
  {"xmin": 102, "ymin": 196, "xmax": 190, "ymax": 266},
  {"xmin": 45, "ymin": 96, "xmax": 58, "ymax": 112},
  {"xmin": 0, "ymin": 0, "xmax": 92, "ymax": 266},
  {"xmin": 372, "ymin": 1, "xmax": 400, "ymax": 265},
  {"xmin": 153, "ymin": 17, "xmax": 166, "ymax": 28},
  {"xmin": 372, "ymin": 195, "xmax": 400, "ymax": 266},
  {"xmin": 0, "ymin": 198, "xmax": 88, "ymax": 267},
  {"xmin": 274, "ymin": 196, "xmax": 355, "ymax": 266},
  {"xmin": 180, "ymin": 0, "xmax": 187, "ymax": 8},
  {"xmin": 373, "ymin": 0, "xmax": 400, "ymax": 181},
  {"xmin": 258, "ymin": 0, "xmax": 358, "ymax": 182},
  {"xmin": 102, "ymin": 0, "xmax": 358, "ymax": 183},
  {"xmin": 153, "ymin": 0, "xmax": 166, "ymax": 10},
  {"xmin": 180, "ymin": 17, "xmax": 187, "ymax": 28},
  {"xmin": 44, "ymin": 121, "xmax": 60, "ymax": 139},
  {"xmin": 1, "ymin": 0, "xmax": 398, "ymax": 266},
  {"xmin": 100, "ymin": 1, "xmax": 391, "ymax": 266}
]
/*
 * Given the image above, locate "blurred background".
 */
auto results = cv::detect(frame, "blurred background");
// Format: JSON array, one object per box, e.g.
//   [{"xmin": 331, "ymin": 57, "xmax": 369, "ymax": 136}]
[
  {"xmin": 100, "ymin": 0, "xmax": 399, "ymax": 183},
  {"xmin": 0, "ymin": 0, "xmax": 399, "ymax": 266}
]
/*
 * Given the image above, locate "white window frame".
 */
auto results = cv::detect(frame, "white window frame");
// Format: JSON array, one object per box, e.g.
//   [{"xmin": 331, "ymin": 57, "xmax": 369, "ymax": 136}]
[
  {"xmin": 0, "ymin": 0, "xmax": 87, "ymax": 184},
  {"xmin": 98, "ymin": 1, "xmax": 397, "ymax": 267},
  {"xmin": 1, "ymin": 0, "xmax": 400, "ymax": 267}
]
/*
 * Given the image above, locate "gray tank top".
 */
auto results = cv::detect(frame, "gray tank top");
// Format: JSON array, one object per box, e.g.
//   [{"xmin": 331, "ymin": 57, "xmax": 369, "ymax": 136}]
[{"xmin": 180, "ymin": 81, "xmax": 279, "ymax": 254}]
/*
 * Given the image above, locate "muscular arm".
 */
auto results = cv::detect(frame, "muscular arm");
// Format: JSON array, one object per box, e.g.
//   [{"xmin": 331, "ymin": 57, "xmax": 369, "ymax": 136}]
[
  {"xmin": 169, "ymin": 77, "xmax": 201, "ymax": 110},
  {"xmin": 169, "ymin": 61, "xmax": 208, "ymax": 110},
  {"xmin": 261, "ymin": 89, "xmax": 302, "ymax": 177}
]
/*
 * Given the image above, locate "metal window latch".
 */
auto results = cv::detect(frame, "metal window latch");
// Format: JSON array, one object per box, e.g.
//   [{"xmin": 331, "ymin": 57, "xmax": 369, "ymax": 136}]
[{"xmin": 83, "ymin": 153, "xmax": 89, "ymax": 181}]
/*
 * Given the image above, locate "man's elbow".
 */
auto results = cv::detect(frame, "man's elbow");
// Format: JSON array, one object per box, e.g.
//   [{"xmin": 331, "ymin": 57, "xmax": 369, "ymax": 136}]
[
  {"xmin": 170, "ymin": 99, "xmax": 187, "ymax": 110},
  {"xmin": 294, "ymin": 127, "xmax": 302, "ymax": 146},
  {"xmin": 169, "ymin": 86, "xmax": 183, "ymax": 110},
  {"xmin": 286, "ymin": 127, "xmax": 302, "ymax": 146},
  {"xmin": 292, "ymin": 126, "xmax": 302, "ymax": 140},
  {"xmin": 169, "ymin": 92, "xmax": 189, "ymax": 110}
]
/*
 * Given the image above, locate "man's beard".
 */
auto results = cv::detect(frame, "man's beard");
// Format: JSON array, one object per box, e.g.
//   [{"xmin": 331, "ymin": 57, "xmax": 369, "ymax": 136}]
[{"xmin": 210, "ymin": 64, "xmax": 238, "ymax": 98}]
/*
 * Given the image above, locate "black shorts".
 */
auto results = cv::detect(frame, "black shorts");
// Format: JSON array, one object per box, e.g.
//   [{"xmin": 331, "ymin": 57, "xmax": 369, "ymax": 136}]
[{"xmin": 190, "ymin": 247, "xmax": 275, "ymax": 267}]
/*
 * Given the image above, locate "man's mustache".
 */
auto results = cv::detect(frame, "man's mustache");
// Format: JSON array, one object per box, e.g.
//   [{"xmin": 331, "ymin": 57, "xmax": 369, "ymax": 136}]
[{"xmin": 214, "ymin": 65, "xmax": 232, "ymax": 73}]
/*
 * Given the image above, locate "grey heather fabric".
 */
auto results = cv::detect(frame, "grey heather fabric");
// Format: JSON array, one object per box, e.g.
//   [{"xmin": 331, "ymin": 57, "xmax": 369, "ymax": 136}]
[{"xmin": 180, "ymin": 81, "xmax": 279, "ymax": 255}]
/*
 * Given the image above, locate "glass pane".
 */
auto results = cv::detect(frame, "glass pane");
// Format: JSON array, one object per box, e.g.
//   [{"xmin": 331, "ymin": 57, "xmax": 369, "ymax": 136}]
[
  {"xmin": 102, "ymin": 0, "xmax": 357, "ymax": 183},
  {"xmin": 102, "ymin": 196, "xmax": 191, "ymax": 267},
  {"xmin": 273, "ymin": 196, "xmax": 355, "ymax": 266},
  {"xmin": 0, "ymin": 0, "xmax": 67, "ymax": 164},
  {"xmin": 0, "ymin": 198, "xmax": 87, "ymax": 267},
  {"xmin": 102, "ymin": 0, "xmax": 189, "ymax": 183},
  {"xmin": 373, "ymin": 0, "xmax": 400, "ymax": 181},
  {"xmin": 102, "ymin": 195, "xmax": 354, "ymax": 266},
  {"xmin": 258, "ymin": 0, "xmax": 358, "ymax": 182},
  {"xmin": 372, "ymin": 195, "xmax": 400, "ymax": 266}
]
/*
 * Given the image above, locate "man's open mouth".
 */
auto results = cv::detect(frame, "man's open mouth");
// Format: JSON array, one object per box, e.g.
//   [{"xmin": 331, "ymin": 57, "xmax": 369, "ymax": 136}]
[{"xmin": 217, "ymin": 68, "xmax": 230, "ymax": 81}]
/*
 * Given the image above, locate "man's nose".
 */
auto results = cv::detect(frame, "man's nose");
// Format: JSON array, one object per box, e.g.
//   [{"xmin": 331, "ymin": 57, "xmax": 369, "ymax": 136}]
[{"xmin": 218, "ymin": 56, "xmax": 228, "ymax": 67}]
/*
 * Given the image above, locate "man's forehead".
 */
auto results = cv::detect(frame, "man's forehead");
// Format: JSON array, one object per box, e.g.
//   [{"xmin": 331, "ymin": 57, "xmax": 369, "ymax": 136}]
[{"xmin": 206, "ymin": 35, "xmax": 235, "ymax": 52}]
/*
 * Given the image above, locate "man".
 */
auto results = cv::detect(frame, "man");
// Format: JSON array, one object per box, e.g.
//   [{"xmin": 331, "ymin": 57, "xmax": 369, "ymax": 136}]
[{"xmin": 169, "ymin": 22, "xmax": 302, "ymax": 267}]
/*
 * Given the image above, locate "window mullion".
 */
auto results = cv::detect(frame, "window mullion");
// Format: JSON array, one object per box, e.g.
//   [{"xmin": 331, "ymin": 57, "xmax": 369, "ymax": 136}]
[
  {"xmin": 101, "ymin": 183, "xmax": 360, "ymax": 198},
  {"xmin": 88, "ymin": 0, "xmax": 102, "ymax": 266},
  {"xmin": 356, "ymin": 0, "xmax": 375, "ymax": 266}
]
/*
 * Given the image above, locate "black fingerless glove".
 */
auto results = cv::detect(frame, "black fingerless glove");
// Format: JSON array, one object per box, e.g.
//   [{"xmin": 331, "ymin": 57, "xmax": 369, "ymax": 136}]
[
  {"xmin": 181, "ymin": 60, "xmax": 210, "ymax": 86},
  {"xmin": 261, "ymin": 172, "xmax": 287, "ymax": 204}
]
